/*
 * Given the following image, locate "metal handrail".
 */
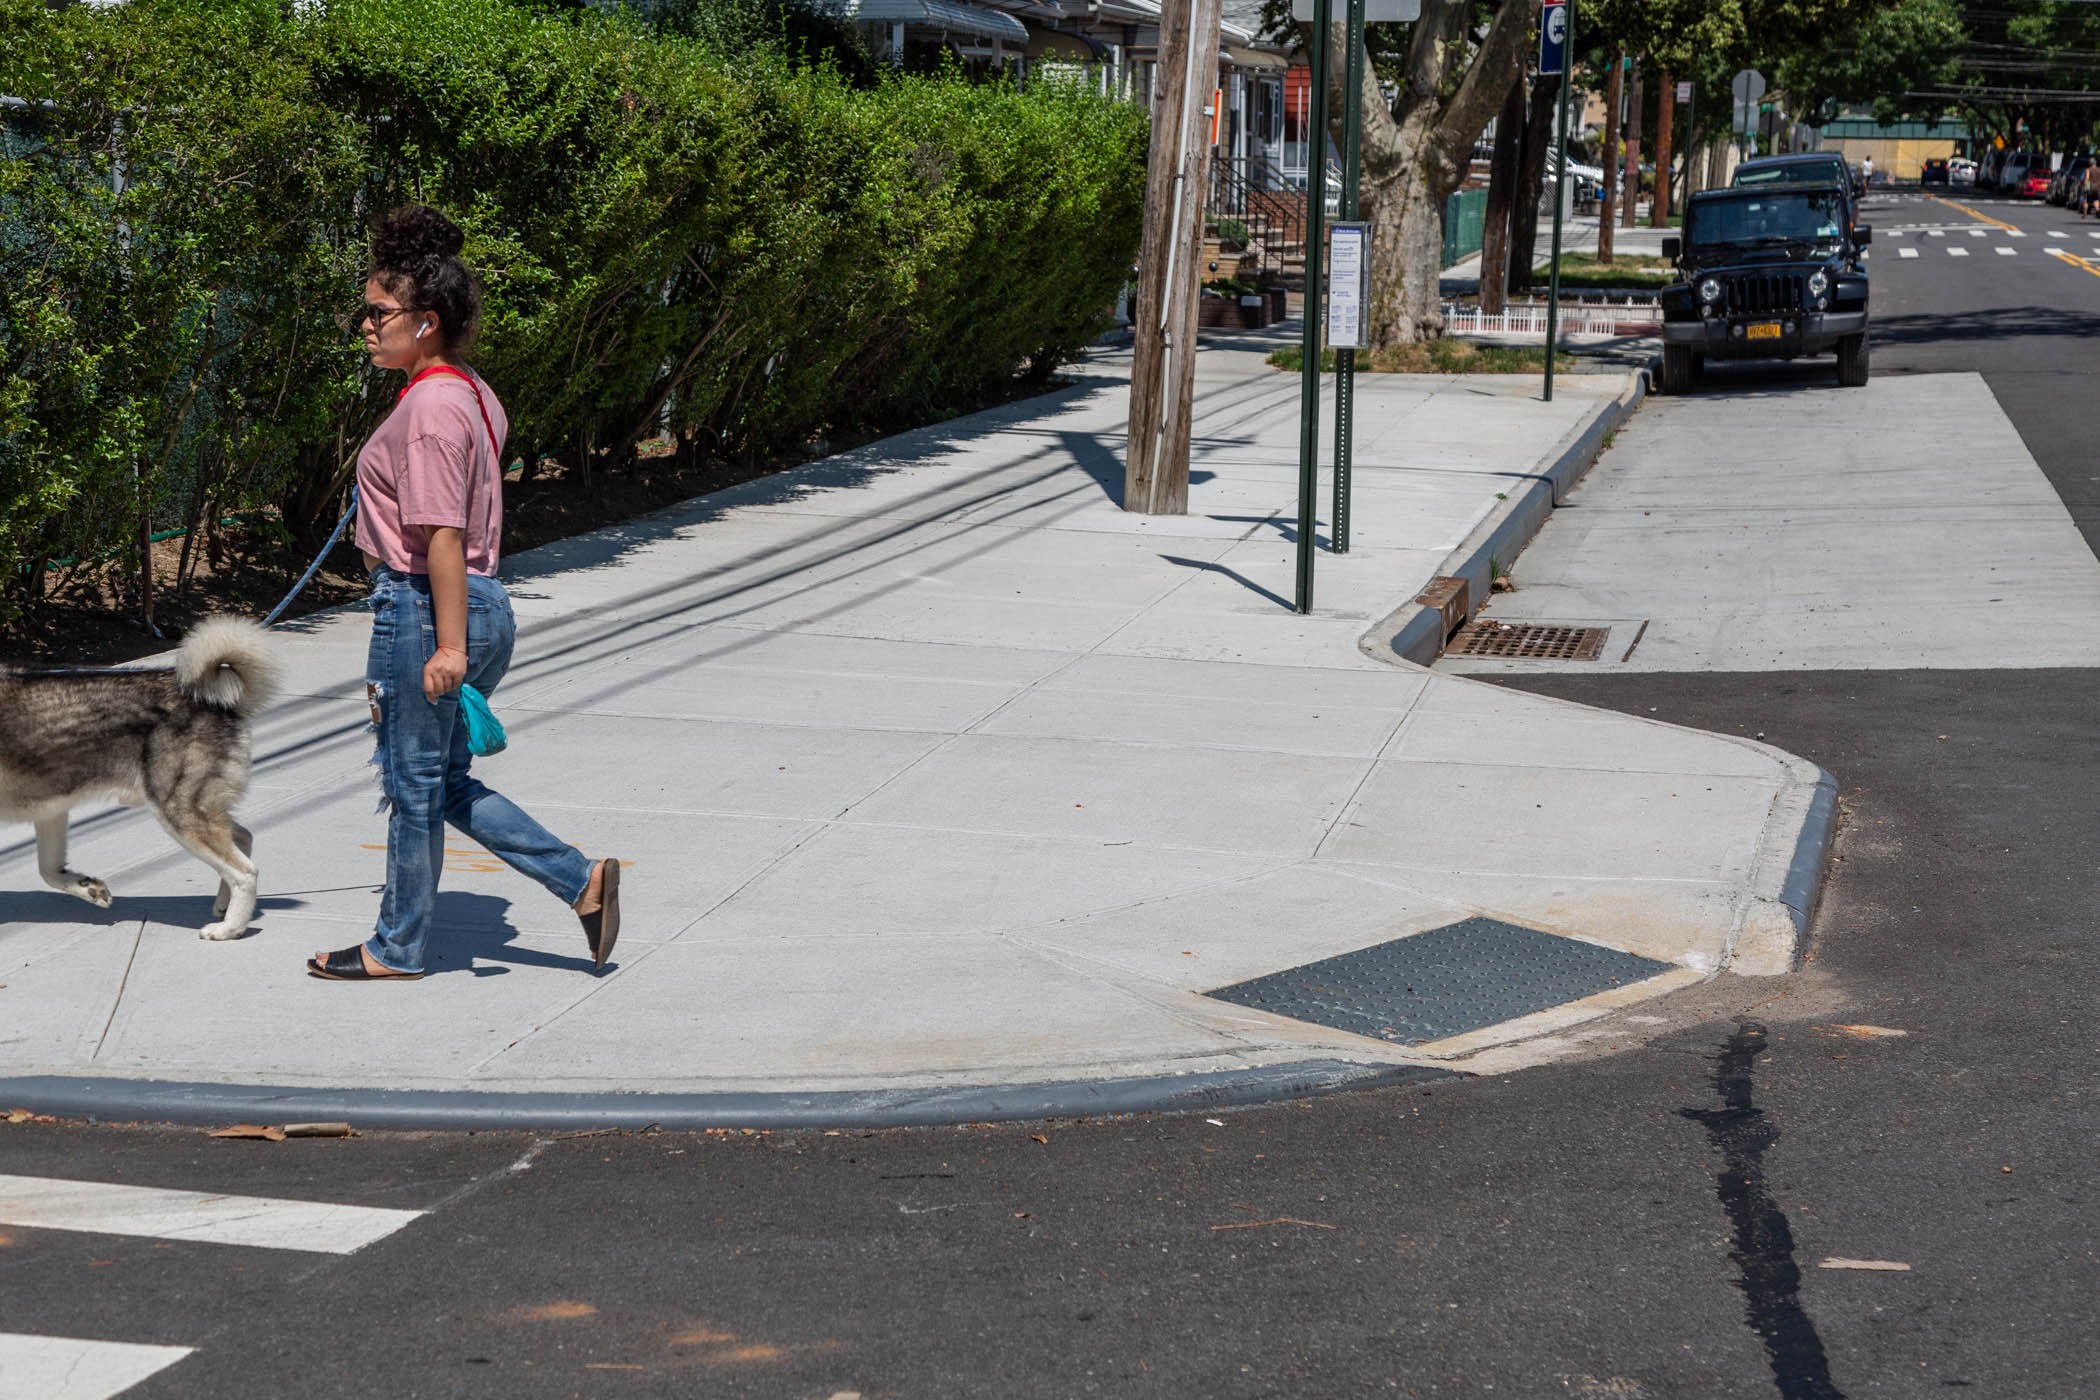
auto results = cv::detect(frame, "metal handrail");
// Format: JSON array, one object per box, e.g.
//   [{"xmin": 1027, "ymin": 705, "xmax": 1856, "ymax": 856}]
[{"xmin": 1208, "ymin": 154, "xmax": 1304, "ymax": 286}]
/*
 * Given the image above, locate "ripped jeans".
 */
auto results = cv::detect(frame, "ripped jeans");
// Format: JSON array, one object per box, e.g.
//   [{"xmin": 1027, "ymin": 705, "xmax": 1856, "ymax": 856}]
[{"xmin": 364, "ymin": 567, "xmax": 591, "ymax": 974}]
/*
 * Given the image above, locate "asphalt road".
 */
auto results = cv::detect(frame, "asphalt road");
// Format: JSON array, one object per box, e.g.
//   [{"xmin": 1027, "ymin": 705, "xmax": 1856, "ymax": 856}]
[{"xmin": 3, "ymin": 189, "xmax": 2095, "ymax": 1400}]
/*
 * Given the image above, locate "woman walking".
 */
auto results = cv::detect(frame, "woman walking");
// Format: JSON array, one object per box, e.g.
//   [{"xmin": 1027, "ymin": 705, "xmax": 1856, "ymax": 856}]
[{"xmin": 308, "ymin": 207, "xmax": 621, "ymax": 981}]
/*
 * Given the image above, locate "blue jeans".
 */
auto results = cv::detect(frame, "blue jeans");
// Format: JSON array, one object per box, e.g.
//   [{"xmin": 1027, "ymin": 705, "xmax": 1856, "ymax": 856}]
[{"xmin": 364, "ymin": 567, "xmax": 591, "ymax": 974}]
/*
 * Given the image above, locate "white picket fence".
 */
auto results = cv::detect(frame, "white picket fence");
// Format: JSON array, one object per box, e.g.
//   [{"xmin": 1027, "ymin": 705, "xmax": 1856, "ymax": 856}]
[{"xmin": 1444, "ymin": 299, "xmax": 1663, "ymax": 339}]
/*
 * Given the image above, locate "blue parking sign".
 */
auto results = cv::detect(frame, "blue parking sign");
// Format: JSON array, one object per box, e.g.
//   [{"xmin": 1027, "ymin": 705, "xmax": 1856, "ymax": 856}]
[{"xmin": 1539, "ymin": 0, "xmax": 1568, "ymax": 75}]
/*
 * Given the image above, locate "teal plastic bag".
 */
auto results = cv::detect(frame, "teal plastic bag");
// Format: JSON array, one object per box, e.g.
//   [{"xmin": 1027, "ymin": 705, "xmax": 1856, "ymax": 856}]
[{"xmin": 459, "ymin": 683, "xmax": 508, "ymax": 757}]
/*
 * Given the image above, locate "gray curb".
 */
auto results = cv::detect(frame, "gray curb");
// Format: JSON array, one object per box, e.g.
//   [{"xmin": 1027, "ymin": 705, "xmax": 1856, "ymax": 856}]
[
  {"xmin": 1360, "ymin": 369, "xmax": 1650, "ymax": 667},
  {"xmin": 0, "ymin": 1061, "xmax": 1453, "ymax": 1133},
  {"xmin": 1781, "ymin": 767, "xmax": 1842, "ymax": 936}
]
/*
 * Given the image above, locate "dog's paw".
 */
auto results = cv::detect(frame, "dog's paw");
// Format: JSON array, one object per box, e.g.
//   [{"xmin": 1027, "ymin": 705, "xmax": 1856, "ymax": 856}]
[
  {"xmin": 198, "ymin": 918, "xmax": 248, "ymax": 942},
  {"xmin": 69, "ymin": 877, "xmax": 113, "ymax": 909}
]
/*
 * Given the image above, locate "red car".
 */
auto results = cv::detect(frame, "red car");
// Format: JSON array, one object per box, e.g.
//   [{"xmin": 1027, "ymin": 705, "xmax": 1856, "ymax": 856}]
[{"xmin": 2023, "ymin": 171, "xmax": 2054, "ymax": 198}]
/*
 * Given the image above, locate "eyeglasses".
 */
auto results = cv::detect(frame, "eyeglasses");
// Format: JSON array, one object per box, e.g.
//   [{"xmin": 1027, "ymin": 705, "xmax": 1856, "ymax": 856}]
[{"xmin": 336, "ymin": 302, "xmax": 414, "ymax": 333}]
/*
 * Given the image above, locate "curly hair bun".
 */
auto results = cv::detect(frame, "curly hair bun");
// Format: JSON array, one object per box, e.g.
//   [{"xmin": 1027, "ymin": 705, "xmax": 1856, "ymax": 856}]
[{"xmin": 372, "ymin": 206, "xmax": 465, "ymax": 267}]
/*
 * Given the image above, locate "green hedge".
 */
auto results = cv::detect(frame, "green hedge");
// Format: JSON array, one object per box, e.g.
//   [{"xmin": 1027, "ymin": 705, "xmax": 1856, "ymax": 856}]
[{"xmin": 0, "ymin": 0, "xmax": 1146, "ymax": 619}]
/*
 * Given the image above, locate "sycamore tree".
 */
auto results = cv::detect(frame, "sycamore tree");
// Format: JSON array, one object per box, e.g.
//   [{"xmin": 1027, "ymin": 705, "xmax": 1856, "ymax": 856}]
[{"xmin": 1256, "ymin": 0, "xmax": 1532, "ymax": 346}]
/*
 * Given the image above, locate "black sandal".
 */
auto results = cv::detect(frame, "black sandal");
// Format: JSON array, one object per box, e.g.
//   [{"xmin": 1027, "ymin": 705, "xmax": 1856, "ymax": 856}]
[
  {"xmin": 306, "ymin": 946, "xmax": 423, "ymax": 981},
  {"xmin": 577, "ymin": 859, "xmax": 621, "ymax": 970}
]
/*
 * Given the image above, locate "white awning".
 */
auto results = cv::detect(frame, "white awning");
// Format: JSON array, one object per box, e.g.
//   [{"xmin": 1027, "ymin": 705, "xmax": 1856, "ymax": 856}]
[{"xmin": 843, "ymin": 0, "xmax": 1028, "ymax": 44}]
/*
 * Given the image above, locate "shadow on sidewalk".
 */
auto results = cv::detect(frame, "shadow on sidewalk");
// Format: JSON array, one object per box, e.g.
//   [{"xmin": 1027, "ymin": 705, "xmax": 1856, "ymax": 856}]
[
  {"xmin": 421, "ymin": 891, "xmax": 601, "ymax": 978},
  {"xmin": 1160, "ymin": 555, "xmax": 1293, "ymax": 611},
  {"xmin": 5, "ymin": 889, "xmax": 311, "ymax": 932}
]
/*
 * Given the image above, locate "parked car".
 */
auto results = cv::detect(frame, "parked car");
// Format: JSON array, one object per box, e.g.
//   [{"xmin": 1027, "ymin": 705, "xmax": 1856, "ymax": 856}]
[
  {"xmin": 1949, "ymin": 156, "xmax": 1977, "ymax": 184},
  {"xmin": 2020, "ymin": 168, "xmax": 2054, "ymax": 199},
  {"xmin": 1921, "ymin": 157, "xmax": 1951, "ymax": 186},
  {"xmin": 2050, "ymin": 158, "xmax": 2090, "ymax": 205},
  {"xmin": 1732, "ymin": 153, "xmax": 1860, "ymax": 228},
  {"xmin": 1543, "ymin": 153, "xmax": 1606, "ymax": 208},
  {"xmin": 1999, "ymin": 150, "xmax": 2038, "ymax": 193},
  {"xmin": 1658, "ymin": 182, "xmax": 1871, "ymax": 392}
]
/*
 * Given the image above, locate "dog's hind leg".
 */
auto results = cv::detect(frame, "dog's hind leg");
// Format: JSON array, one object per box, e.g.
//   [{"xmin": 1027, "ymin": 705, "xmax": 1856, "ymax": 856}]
[
  {"xmin": 211, "ymin": 821, "xmax": 254, "ymax": 921},
  {"xmin": 34, "ymin": 814, "xmax": 113, "ymax": 908},
  {"xmin": 158, "ymin": 810, "xmax": 258, "ymax": 941}
]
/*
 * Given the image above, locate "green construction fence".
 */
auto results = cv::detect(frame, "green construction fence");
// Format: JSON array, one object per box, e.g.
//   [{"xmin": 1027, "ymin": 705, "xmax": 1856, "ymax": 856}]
[{"xmin": 1441, "ymin": 186, "xmax": 1489, "ymax": 268}]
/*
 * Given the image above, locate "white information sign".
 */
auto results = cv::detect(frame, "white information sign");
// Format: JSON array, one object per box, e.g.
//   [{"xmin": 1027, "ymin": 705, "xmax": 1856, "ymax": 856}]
[{"xmin": 1326, "ymin": 221, "xmax": 1368, "ymax": 350}]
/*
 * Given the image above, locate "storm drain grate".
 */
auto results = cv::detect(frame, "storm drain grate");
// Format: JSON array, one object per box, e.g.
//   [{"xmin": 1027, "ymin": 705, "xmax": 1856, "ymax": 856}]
[
  {"xmin": 1206, "ymin": 917, "xmax": 1674, "ymax": 1045},
  {"xmin": 1449, "ymin": 620, "xmax": 1610, "ymax": 660}
]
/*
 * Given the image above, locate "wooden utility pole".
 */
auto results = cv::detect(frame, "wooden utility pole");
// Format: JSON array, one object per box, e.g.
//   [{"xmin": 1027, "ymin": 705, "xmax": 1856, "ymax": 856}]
[
  {"xmin": 1622, "ymin": 60, "xmax": 1643, "ymax": 227},
  {"xmin": 1478, "ymin": 76, "xmax": 1525, "ymax": 316},
  {"xmin": 1651, "ymin": 70, "xmax": 1674, "ymax": 226},
  {"xmin": 1124, "ymin": 0, "xmax": 1225, "ymax": 516},
  {"xmin": 1598, "ymin": 54, "xmax": 1623, "ymax": 262}
]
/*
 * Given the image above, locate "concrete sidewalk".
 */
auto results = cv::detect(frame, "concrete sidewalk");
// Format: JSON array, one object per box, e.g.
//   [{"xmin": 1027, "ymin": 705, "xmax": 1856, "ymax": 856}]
[{"xmin": 0, "ymin": 327, "xmax": 1833, "ymax": 1128}]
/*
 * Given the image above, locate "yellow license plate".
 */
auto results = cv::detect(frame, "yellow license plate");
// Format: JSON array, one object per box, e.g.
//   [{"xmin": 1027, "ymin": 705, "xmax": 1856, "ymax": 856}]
[{"xmin": 1745, "ymin": 321, "xmax": 1783, "ymax": 341}]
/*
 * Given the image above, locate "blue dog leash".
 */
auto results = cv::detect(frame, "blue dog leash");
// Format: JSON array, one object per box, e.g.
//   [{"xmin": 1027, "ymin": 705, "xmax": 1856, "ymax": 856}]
[{"xmin": 260, "ymin": 485, "xmax": 359, "ymax": 629}]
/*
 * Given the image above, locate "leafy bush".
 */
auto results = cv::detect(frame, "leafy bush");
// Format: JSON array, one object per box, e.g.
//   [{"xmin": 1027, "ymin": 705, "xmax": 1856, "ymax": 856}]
[{"xmin": 0, "ymin": 0, "xmax": 1144, "ymax": 622}]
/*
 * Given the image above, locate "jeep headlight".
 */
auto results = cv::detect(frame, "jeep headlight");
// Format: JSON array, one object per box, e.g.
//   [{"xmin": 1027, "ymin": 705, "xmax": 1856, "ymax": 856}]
[
  {"xmin": 1698, "ymin": 277, "xmax": 1723, "ymax": 304},
  {"xmin": 1807, "ymin": 270, "xmax": 1830, "ymax": 297}
]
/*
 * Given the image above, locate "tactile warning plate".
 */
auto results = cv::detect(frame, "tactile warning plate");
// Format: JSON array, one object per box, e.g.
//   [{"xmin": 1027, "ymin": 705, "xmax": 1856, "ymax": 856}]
[{"xmin": 1206, "ymin": 917, "xmax": 1675, "ymax": 1045}]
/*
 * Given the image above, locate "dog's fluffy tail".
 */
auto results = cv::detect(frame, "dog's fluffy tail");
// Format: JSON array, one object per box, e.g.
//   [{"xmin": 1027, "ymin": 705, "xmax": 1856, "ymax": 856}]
[{"xmin": 175, "ymin": 616, "xmax": 281, "ymax": 718}]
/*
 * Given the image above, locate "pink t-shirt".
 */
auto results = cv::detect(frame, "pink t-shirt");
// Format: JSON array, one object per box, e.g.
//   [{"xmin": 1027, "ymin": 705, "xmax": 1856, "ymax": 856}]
[{"xmin": 355, "ymin": 368, "xmax": 508, "ymax": 576}]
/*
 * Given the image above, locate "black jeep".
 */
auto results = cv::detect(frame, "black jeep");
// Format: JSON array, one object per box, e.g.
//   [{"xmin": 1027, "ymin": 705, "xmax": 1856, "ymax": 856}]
[{"xmin": 1657, "ymin": 184, "xmax": 1871, "ymax": 392}]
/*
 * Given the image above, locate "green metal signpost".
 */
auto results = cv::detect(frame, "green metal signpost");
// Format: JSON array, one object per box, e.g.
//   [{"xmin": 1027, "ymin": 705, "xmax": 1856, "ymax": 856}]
[
  {"xmin": 1331, "ymin": 0, "xmax": 1367, "ymax": 559},
  {"xmin": 1293, "ymin": 0, "xmax": 1333, "ymax": 614},
  {"xmin": 1542, "ymin": 0, "xmax": 1571, "ymax": 402},
  {"xmin": 1292, "ymin": 0, "xmax": 1416, "ymax": 611}
]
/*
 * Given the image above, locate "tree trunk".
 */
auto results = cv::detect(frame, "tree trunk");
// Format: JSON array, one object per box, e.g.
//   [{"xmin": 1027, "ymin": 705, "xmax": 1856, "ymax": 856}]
[
  {"xmin": 1622, "ymin": 60, "xmax": 1643, "ymax": 228},
  {"xmin": 1652, "ymin": 71, "xmax": 1674, "ymax": 227},
  {"xmin": 1509, "ymin": 72, "xmax": 1559, "ymax": 295},
  {"xmin": 1341, "ymin": 0, "xmax": 1534, "ymax": 347},
  {"xmin": 1598, "ymin": 55, "xmax": 1622, "ymax": 263},
  {"xmin": 1360, "ymin": 109, "xmax": 1451, "ymax": 346},
  {"xmin": 1478, "ymin": 76, "xmax": 1524, "ymax": 316}
]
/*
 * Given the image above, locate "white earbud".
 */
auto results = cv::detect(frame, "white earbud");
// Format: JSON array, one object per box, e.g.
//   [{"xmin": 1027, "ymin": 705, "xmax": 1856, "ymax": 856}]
[{"xmin": 414, "ymin": 322, "xmax": 430, "ymax": 340}]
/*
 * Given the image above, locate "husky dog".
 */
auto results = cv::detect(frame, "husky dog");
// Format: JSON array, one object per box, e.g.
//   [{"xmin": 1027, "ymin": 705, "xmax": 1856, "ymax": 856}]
[{"xmin": 1, "ymin": 617, "xmax": 280, "ymax": 940}]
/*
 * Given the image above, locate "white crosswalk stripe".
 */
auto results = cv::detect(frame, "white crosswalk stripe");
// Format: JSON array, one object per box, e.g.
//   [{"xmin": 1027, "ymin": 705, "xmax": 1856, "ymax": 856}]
[
  {"xmin": 1998, "ymin": 246, "xmax": 2017, "ymax": 255},
  {"xmin": 0, "ymin": 1334, "xmax": 192, "ymax": 1400},
  {"xmin": 0, "ymin": 1173, "xmax": 423, "ymax": 1255},
  {"xmin": 1898, "ymin": 247, "xmax": 1920, "ymax": 258},
  {"xmin": 0, "ymin": 1172, "xmax": 434, "ymax": 1397},
  {"xmin": 1949, "ymin": 247, "xmax": 1970, "ymax": 256},
  {"xmin": 2009, "ymin": 229, "xmax": 2028, "ymax": 237},
  {"xmin": 1968, "ymin": 228, "xmax": 1988, "ymax": 237},
  {"xmin": 2049, "ymin": 230, "xmax": 2067, "ymax": 238}
]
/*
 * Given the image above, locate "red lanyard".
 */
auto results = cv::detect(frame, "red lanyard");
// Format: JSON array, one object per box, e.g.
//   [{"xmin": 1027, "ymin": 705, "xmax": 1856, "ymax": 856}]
[{"xmin": 399, "ymin": 364, "xmax": 500, "ymax": 455}]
